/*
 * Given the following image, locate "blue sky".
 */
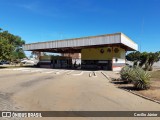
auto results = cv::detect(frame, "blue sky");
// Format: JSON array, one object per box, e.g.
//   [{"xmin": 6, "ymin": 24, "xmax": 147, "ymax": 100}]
[{"xmin": 0, "ymin": 0, "xmax": 160, "ymax": 56}]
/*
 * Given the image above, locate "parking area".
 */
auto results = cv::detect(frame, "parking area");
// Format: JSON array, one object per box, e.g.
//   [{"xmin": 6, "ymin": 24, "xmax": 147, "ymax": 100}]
[{"xmin": 0, "ymin": 67, "xmax": 160, "ymax": 119}]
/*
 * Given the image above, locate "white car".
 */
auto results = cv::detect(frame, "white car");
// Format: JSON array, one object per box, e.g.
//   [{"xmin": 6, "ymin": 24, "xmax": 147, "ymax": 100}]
[{"xmin": 21, "ymin": 59, "xmax": 28, "ymax": 64}]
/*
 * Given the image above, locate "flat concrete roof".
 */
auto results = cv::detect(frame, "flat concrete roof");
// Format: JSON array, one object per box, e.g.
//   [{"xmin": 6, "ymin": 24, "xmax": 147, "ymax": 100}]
[{"xmin": 23, "ymin": 33, "xmax": 138, "ymax": 53}]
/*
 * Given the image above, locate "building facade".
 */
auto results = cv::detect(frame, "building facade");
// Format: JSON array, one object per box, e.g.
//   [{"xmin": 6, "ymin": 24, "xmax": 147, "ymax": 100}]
[
  {"xmin": 23, "ymin": 33, "xmax": 138, "ymax": 71},
  {"xmin": 81, "ymin": 47, "xmax": 126, "ymax": 71}
]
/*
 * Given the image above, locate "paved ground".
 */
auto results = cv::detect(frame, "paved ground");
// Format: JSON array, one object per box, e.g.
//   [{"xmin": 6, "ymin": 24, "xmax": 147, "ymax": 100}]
[{"xmin": 0, "ymin": 67, "xmax": 160, "ymax": 120}]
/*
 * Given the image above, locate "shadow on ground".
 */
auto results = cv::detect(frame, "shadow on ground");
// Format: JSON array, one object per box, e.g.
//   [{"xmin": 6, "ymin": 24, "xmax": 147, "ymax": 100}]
[{"xmin": 111, "ymin": 80, "xmax": 140, "ymax": 91}]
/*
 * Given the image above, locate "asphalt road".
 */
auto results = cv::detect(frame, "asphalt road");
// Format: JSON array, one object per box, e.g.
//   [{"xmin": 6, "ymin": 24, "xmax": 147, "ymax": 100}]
[{"xmin": 0, "ymin": 68, "xmax": 159, "ymax": 120}]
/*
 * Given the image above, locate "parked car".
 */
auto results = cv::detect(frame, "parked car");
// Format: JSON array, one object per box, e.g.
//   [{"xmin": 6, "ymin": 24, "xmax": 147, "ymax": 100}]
[
  {"xmin": 1, "ymin": 60, "xmax": 10, "ymax": 64},
  {"xmin": 0, "ymin": 61, "xmax": 3, "ymax": 65},
  {"xmin": 21, "ymin": 59, "xmax": 28, "ymax": 64}
]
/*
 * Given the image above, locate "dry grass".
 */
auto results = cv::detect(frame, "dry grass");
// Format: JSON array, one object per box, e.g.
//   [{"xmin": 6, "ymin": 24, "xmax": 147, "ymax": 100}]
[
  {"xmin": 133, "ymin": 70, "xmax": 160, "ymax": 101},
  {"xmin": 113, "ymin": 70, "xmax": 160, "ymax": 101},
  {"xmin": 150, "ymin": 70, "xmax": 160, "ymax": 78}
]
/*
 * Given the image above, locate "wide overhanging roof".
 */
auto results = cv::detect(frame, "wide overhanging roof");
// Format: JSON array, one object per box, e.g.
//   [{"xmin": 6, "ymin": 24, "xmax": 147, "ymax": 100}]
[{"xmin": 23, "ymin": 33, "xmax": 138, "ymax": 53}]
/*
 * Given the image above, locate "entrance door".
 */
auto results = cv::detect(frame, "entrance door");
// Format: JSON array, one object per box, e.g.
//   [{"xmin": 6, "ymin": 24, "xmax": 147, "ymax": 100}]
[{"xmin": 98, "ymin": 60, "xmax": 112, "ymax": 70}]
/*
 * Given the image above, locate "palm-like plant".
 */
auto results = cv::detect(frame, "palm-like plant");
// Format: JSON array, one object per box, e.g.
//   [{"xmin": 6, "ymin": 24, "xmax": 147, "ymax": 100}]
[
  {"xmin": 139, "ymin": 52, "xmax": 148, "ymax": 67},
  {"xmin": 126, "ymin": 51, "xmax": 160, "ymax": 71},
  {"xmin": 147, "ymin": 52, "xmax": 160, "ymax": 70},
  {"xmin": 120, "ymin": 66, "xmax": 151, "ymax": 90},
  {"xmin": 126, "ymin": 51, "xmax": 141, "ymax": 66},
  {"xmin": 132, "ymin": 67, "xmax": 151, "ymax": 90},
  {"xmin": 120, "ymin": 66, "xmax": 135, "ymax": 83}
]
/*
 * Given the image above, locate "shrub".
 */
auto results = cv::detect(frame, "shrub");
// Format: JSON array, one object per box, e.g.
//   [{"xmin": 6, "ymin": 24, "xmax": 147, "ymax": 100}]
[
  {"xmin": 132, "ymin": 67, "xmax": 151, "ymax": 90},
  {"xmin": 120, "ymin": 66, "xmax": 135, "ymax": 83},
  {"xmin": 120, "ymin": 66, "xmax": 151, "ymax": 90}
]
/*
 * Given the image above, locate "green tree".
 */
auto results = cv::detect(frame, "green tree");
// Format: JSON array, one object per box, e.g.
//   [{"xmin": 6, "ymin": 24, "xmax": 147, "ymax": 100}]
[
  {"xmin": 139, "ymin": 52, "xmax": 148, "ymax": 67},
  {"xmin": 146, "ymin": 52, "xmax": 160, "ymax": 70},
  {"xmin": 11, "ymin": 47, "xmax": 26, "ymax": 60},
  {"xmin": 0, "ymin": 36, "xmax": 13, "ymax": 60},
  {"xmin": 126, "ymin": 51, "xmax": 160, "ymax": 71},
  {"xmin": 31, "ymin": 51, "xmax": 40, "ymax": 59},
  {"xmin": 0, "ymin": 28, "xmax": 25, "ymax": 62},
  {"xmin": 126, "ymin": 51, "xmax": 141, "ymax": 66}
]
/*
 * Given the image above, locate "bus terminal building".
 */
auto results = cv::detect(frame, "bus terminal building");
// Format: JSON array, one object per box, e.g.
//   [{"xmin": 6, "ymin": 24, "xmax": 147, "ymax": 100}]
[{"xmin": 23, "ymin": 33, "xmax": 138, "ymax": 71}]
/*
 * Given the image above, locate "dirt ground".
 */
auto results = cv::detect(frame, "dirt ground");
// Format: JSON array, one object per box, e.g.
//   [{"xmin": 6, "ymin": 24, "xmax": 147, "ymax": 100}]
[
  {"xmin": 112, "ymin": 70, "xmax": 160, "ymax": 101},
  {"xmin": 138, "ymin": 70, "xmax": 160, "ymax": 101}
]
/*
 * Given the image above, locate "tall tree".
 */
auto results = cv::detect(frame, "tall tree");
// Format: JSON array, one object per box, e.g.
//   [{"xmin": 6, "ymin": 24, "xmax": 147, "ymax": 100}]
[
  {"xmin": 139, "ymin": 52, "xmax": 149, "ymax": 67},
  {"xmin": 146, "ymin": 52, "xmax": 160, "ymax": 70},
  {"xmin": 126, "ymin": 51, "xmax": 141, "ymax": 66},
  {"xmin": 126, "ymin": 51, "xmax": 160, "ymax": 71},
  {"xmin": 0, "ymin": 28, "xmax": 26, "ymax": 61},
  {"xmin": 31, "ymin": 51, "xmax": 41, "ymax": 59}
]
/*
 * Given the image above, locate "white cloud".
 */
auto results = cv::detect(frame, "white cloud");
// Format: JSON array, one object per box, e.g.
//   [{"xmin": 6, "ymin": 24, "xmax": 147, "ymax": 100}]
[
  {"xmin": 16, "ymin": 1, "xmax": 67, "ymax": 18},
  {"xmin": 16, "ymin": 2, "xmax": 40, "ymax": 12}
]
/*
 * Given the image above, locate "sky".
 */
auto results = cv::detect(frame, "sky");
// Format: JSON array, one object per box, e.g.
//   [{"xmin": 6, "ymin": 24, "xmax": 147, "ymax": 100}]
[{"xmin": 0, "ymin": 0, "xmax": 160, "ymax": 56}]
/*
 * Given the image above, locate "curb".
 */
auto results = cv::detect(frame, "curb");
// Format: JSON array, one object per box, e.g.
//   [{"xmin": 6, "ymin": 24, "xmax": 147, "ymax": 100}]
[
  {"xmin": 120, "ymin": 88, "xmax": 160, "ymax": 105},
  {"xmin": 110, "ymin": 76, "xmax": 160, "ymax": 105},
  {"xmin": 101, "ymin": 72, "xmax": 110, "ymax": 80}
]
